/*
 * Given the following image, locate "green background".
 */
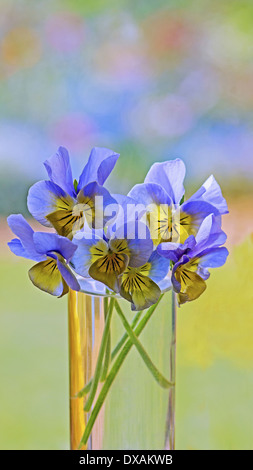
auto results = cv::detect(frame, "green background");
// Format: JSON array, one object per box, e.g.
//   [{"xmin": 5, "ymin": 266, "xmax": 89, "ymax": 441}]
[{"xmin": 1, "ymin": 236, "xmax": 252, "ymax": 449}]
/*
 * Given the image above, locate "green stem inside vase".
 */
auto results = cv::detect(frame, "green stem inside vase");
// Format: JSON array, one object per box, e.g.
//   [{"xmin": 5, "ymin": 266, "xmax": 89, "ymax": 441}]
[
  {"xmin": 84, "ymin": 298, "xmax": 114, "ymax": 412},
  {"xmin": 77, "ymin": 306, "xmax": 143, "ymax": 398},
  {"xmin": 100, "ymin": 297, "xmax": 112, "ymax": 382},
  {"xmin": 165, "ymin": 290, "xmax": 177, "ymax": 450},
  {"xmin": 114, "ymin": 300, "xmax": 174, "ymax": 389},
  {"xmin": 79, "ymin": 294, "xmax": 165, "ymax": 448}
]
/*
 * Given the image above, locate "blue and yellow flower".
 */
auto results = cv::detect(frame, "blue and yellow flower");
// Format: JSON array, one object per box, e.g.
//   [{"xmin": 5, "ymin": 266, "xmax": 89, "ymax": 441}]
[
  {"xmin": 27, "ymin": 146, "xmax": 119, "ymax": 238},
  {"xmin": 120, "ymin": 250, "xmax": 170, "ymax": 310},
  {"xmin": 70, "ymin": 222, "xmax": 154, "ymax": 294},
  {"xmin": 7, "ymin": 214, "xmax": 80, "ymax": 297},
  {"xmin": 71, "ymin": 221, "xmax": 171, "ymax": 310},
  {"xmin": 158, "ymin": 214, "xmax": 229, "ymax": 304},
  {"xmin": 128, "ymin": 158, "xmax": 228, "ymax": 245}
]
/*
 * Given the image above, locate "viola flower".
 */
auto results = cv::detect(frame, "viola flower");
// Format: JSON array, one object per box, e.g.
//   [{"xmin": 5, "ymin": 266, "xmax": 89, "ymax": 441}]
[
  {"xmin": 120, "ymin": 250, "xmax": 170, "ymax": 310},
  {"xmin": 70, "ymin": 222, "xmax": 154, "ymax": 295},
  {"xmin": 7, "ymin": 214, "xmax": 80, "ymax": 297},
  {"xmin": 128, "ymin": 158, "xmax": 228, "ymax": 245},
  {"xmin": 158, "ymin": 214, "xmax": 229, "ymax": 304},
  {"xmin": 27, "ymin": 146, "xmax": 119, "ymax": 239}
]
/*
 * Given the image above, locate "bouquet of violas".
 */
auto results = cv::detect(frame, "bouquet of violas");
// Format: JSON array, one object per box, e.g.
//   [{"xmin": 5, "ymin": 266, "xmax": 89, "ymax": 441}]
[{"xmin": 8, "ymin": 147, "xmax": 228, "ymax": 447}]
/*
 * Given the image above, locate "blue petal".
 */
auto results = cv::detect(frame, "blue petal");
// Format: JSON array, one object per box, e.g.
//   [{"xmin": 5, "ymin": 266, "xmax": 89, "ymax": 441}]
[
  {"xmin": 8, "ymin": 238, "xmax": 45, "ymax": 262},
  {"xmin": 77, "ymin": 277, "xmax": 107, "ymax": 295},
  {"xmin": 8, "ymin": 239, "xmax": 27, "ymax": 257},
  {"xmin": 181, "ymin": 199, "xmax": 220, "ymax": 235},
  {"xmin": 157, "ymin": 277, "xmax": 172, "ymax": 293},
  {"xmin": 7, "ymin": 214, "xmax": 45, "ymax": 261},
  {"xmin": 194, "ymin": 214, "xmax": 227, "ymax": 254},
  {"xmin": 77, "ymin": 147, "xmax": 119, "ymax": 191},
  {"xmin": 8, "ymin": 213, "xmax": 33, "ymax": 241},
  {"xmin": 125, "ymin": 238, "xmax": 153, "ymax": 268},
  {"xmin": 73, "ymin": 223, "xmax": 105, "ymax": 242},
  {"xmin": 106, "ymin": 194, "xmax": 138, "ymax": 232},
  {"xmin": 198, "ymin": 247, "xmax": 229, "ymax": 268},
  {"xmin": 197, "ymin": 266, "xmax": 210, "ymax": 280},
  {"xmin": 71, "ymin": 235, "xmax": 103, "ymax": 278},
  {"xmin": 113, "ymin": 221, "xmax": 153, "ymax": 267},
  {"xmin": 78, "ymin": 181, "xmax": 118, "ymax": 229},
  {"xmin": 171, "ymin": 255, "xmax": 190, "ymax": 292},
  {"xmin": 144, "ymin": 158, "xmax": 186, "ymax": 204},
  {"xmin": 27, "ymin": 180, "xmax": 72, "ymax": 227},
  {"xmin": 111, "ymin": 194, "xmax": 137, "ymax": 207},
  {"xmin": 44, "ymin": 147, "xmax": 75, "ymax": 197},
  {"xmin": 33, "ymin": 232, "xmax": 77, "ymax": 261},
  {"xmin": 157, "ymin": 242, "xmax": 180, "ymax": 263},
  {"xmin": 113, "ymin": 219, "xmax": 151, "ymax": 241},
  {"xmin": 148, "ymin": 250, "xmax": 170, "ymax": 283},
  {"xmin": 188, "ymin": 175, "xmax": 228, "ymax": 215},
  {"xmin": 158, "ymin": 235, "xmax": 196, "ymax": 262},
  {"xmin": 128, "ymin": 182, "xmax": 173, "ymax": 206},
  {"xmin": 57, "ymin": 259, "xmax": 80, "ymax": 291},
  {"xmin": 106, "ymin": 194, "xmax": 149, "ymax": 239}
]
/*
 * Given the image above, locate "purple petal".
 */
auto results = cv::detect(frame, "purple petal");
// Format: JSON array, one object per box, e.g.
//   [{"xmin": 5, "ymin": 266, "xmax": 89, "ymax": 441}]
[
  {"xmin": 113, "ymin": 221, "xmax": 153, "ymax": 267},
  {"xmin": 198, "ymin": 247, "xmax": 229, "ymax": 268},
  {"xmin": 27, "ymin": 180, "xmax": 72, "ymax": 227},
  {"xmin": 8, "ymin": 238, "xmax": 45, "ymax": 262},
  {"xmin": 188, "ymin": 175, "xmax": 228, "ymax": 215},
  {"xmin": 78, "ymin": 182, "xmax": 118, "ymax": 229},
  {"xmin": 105, "ymin": 194, "xmax": 138, "ymax": 238},
  {"xmin": 8, "ymin": 213, "xmax": 34, "ymax": 240},
  {"xmin": 78, "ymin": 147, "xmax": 119, "ymax": 190},
  {"xmin": 157, "ymin": 277, "xmax": 172, "ymax": 293},
  {"xmin": 171, "ymin": 255, "xmax": 190, "ymax": 292},
  {"xmin": 33, "ymin": 232, "xmax": 77, "ymax": 261},
  {"xmin": 128, "ymin": 182, "xmax": 173, "ymax": 207},
  {"xmin": 194, "ymin": 214, "xmax": 227, "ymax": 254},
  {"xmin": 148, "ymin": 250, "xmax": 170, "ymax": 283},
  {"xmin": 158, "ymin": 235, "xmax": 196, "ymax": 262},
  {"xmin": 197, "ymin": 266, "xmax": 210, "ymax": 281},
  {"xmin": 126, "ymin": 238, "xmax": 153, "ymax": 267},
  {"xmin": 7, "ymin": 214, "xmax": 45, "ymax": 261},
  {"xmin": 181, "ymin": 199, "xmax": 220, "ymax": 237},
  {"xmin": 144, "ymin": 158, "xmax": 186, "ymax": 204},
  {"xmin": 44, "ymin": 147, "xmax": 75, "ymax": 197},
  {"xmin": 71, "ymin": 235, "xmax": 102, "ymax": 278},
  {"xmin": 77, "ymin": 277, "xmax": 107, "ymax": 295},
  {"xmin": 57, "ymin": 259, "xmax": 80, "ymax": 291}
]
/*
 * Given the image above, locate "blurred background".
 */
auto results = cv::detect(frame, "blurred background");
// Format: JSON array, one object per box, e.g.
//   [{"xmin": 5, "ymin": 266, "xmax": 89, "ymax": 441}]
[{"xmin": 0, "ymin": 0, "xmax": 252, "ymax": 450}]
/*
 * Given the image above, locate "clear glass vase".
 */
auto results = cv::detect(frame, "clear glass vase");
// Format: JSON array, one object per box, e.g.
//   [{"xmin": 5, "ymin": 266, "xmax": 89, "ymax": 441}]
[{"xmin": 68, "ymin": 288, "xmax": 176, "ymax": 450}]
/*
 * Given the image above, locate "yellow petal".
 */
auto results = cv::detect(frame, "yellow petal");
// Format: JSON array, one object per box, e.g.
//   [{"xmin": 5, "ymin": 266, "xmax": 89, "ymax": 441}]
[
  {"xmin": 77, "ymin": 191, "xmax": 95, "ymax": 228},
  {"xmin": 46, "ymin": 192, "xmax": 95, "ymax": 239},
  {"xmin": 120, "ymin": 267, "xmax": 161, "ymax": 310},
  {"xmin": 28, "ymin": 259, "xmax": 67, "ymax": 297},
  {"xmin": 90, "ymin": 239, "xmax": 110, "ymax": 264},
  {"xmin": 109, "ymin": 238, "xmax": 131, "ymax": 257},
  {"xmin": 46, "ymin": 209, "xmax": 84, "ymax": 239},
  {"xmin": 89, "ymin": 253, "xmax": 129, "ymax": 293},
  {"xmin": 147, "ymin": 205, "xmax": 197, "ymax": 245},
  {"xmin": 176, "ymin": 268, "xmax": 206, "ymax": 305}
]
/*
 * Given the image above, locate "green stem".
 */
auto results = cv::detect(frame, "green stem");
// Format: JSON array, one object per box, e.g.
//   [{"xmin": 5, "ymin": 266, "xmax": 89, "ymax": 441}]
[
  {"xmin": 100, "ymin": 332, "xmax": 111, "ymax": 381},
  {"xmin": 165, "ymin": 290, "xmax": 177, "ymax": 450},
  {"xmin": 77, "ymin": 306, "xmax": 143, "ymax": 398},
  {"xmin": 77, "ymin": 381, "xmax": 91, "ymax": 397},
  {"xmin": 100, "ymin": 298, "xmax": 111, "ymax": 381},
  {"xmin": 114, "ymin": 301, "xmax": 174, "ymax": 389},
  {"xmin": 79, "ymin": 295, "xmax": 165, "ymax": 447},
  {"xmin": 111, "ymin": 304, "xmax": 143, "ymax": 360},
  {"xmin": 83, "ymin": 298, "xmax": 114, "ymax": 412}
]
